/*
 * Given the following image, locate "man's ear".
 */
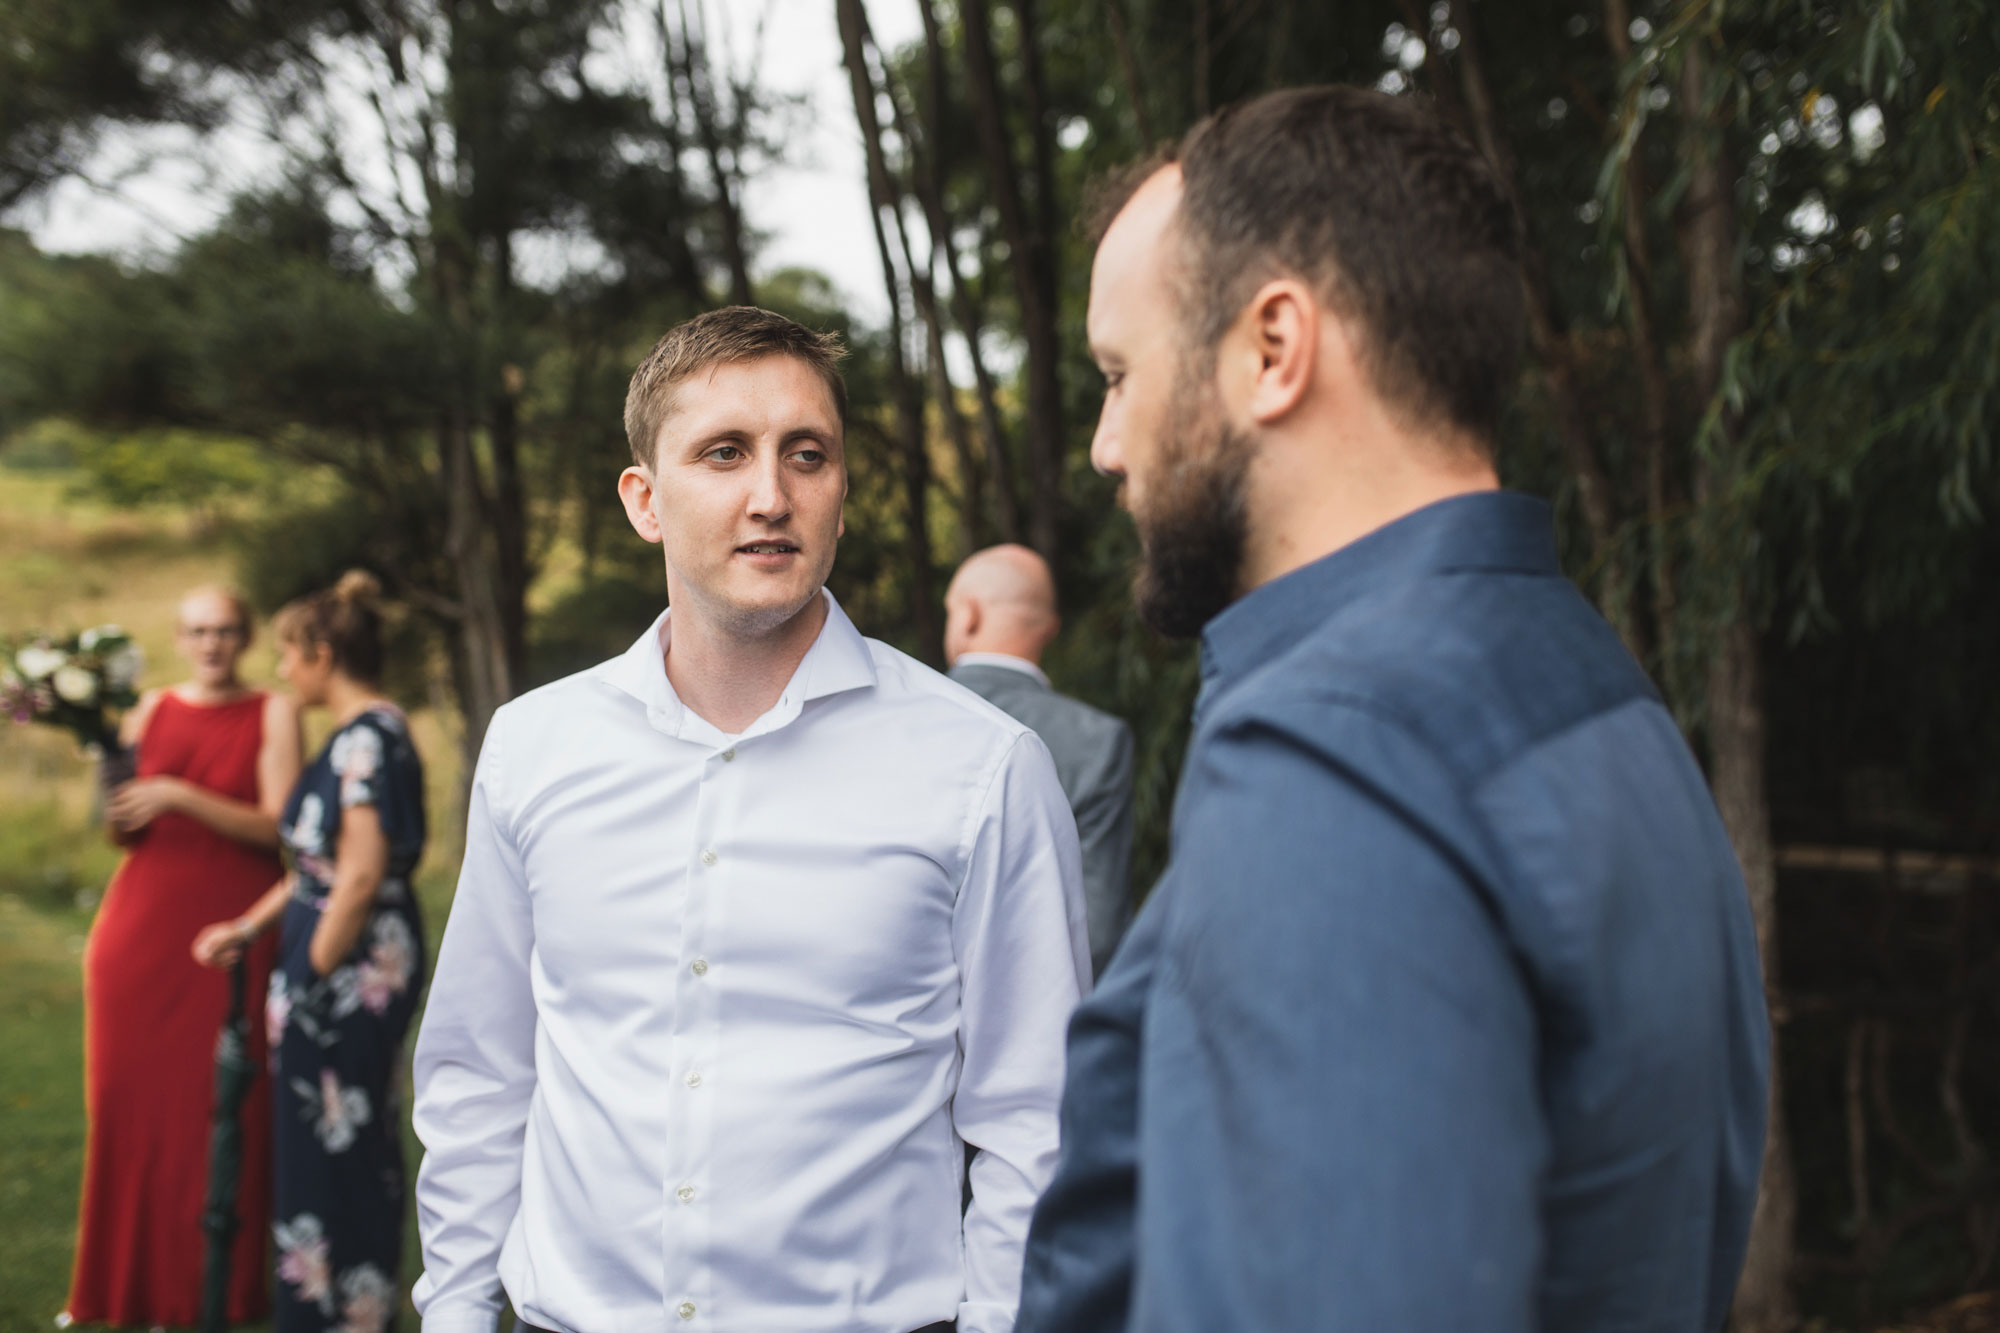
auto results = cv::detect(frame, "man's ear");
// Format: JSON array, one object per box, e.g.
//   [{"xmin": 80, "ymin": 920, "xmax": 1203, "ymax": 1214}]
[
  {"xmin": 1228, "ymin": 278, "xmax": 1319, "ymax": 427},
  {"xmin": 618, "ymin": 465, "xmax": 664, "ymax": 544}
]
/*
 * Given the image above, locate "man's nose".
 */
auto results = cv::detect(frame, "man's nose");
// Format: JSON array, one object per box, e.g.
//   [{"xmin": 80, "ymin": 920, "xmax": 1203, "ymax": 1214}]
[
  {"xmin": 746, "ymin": 455, "xmax": 793, "ymax": 521},
  {"xmin": 1090, "ymin": 406, "xmax": 1125, "ymax": 478}
]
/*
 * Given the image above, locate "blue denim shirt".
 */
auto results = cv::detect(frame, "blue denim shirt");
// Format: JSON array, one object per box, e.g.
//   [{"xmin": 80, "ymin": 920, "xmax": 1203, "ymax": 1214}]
[{"xmin": 1018, "ymin": 492, "xmax": 1770, "ymax": 1333}]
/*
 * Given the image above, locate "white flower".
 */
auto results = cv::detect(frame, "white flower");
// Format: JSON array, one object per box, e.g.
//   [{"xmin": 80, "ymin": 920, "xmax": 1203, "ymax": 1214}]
[
  {"xmin": 289, "ymin": 793, "xmax": 328, "ymax": 855},
  {"xmin": 77, "ymin": 625, "xmax": 123, "ymax": 653},
  {"xmin": 266, "ymin": 973, "xmax": 292, "ymax": 1052},
  {"xmin": 334, "ymin": 1264, "xmax": 398, "ymax": 1333},
  {"xmin": 349, "ymin": 913, "xmax": 417, "ymax": 1015},
  {"xmin": 292, "ymin": 1067, "xmax": 371, "ymax": 1153},
  {"xmin": 103, "ymin": 645, "xmax": 143, "ymax": 690},
  {"xmin": 51, "ymin": 664, "xmax": 98, "ymax": 705},
  {"xmin": 331, "ymin": 726, "xmax": 384, "ymax": 805},
  {"xmin": 15, "ymin": 645, "xmax": 66, "ymax": 680},
  {"xmin": 274, "ymin": 1213, "xmax": 334, "ymax": 1312}
]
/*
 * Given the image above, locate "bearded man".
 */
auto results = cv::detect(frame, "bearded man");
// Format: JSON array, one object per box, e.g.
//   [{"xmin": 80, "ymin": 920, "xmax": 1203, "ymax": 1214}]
[{"xmin": 1017, "ymin": 87, "xmax": 1771, "ymax": 1332}]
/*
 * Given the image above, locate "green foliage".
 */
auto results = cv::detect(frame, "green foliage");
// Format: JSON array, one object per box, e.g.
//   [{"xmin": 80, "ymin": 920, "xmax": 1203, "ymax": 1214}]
[
  {"xmin": 0, "ymin": 0, "xmax": 343, "ymax": 210},
  {"xmin": 66, "ymin": 424, "xmax": 269, "ymax": 511},
  {"xmin": 526, "ymin": 570, "xmax": 663, "ymax": 687}
]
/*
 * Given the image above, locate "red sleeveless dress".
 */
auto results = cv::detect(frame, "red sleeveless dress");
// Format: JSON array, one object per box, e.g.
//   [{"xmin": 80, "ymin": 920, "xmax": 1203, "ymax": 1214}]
[{"xmin": 67, "ymin": 691, "xmax": 281, "ymax": 1326}]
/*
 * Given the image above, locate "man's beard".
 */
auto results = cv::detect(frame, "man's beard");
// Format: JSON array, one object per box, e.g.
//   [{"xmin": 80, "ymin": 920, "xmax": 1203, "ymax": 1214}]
[{"xmin": 1130, "ymin": 374, "xmax": 1254, "ymax": 640}]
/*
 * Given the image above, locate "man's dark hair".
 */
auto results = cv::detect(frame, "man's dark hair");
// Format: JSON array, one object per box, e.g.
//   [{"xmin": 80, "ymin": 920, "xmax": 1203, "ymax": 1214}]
[{"xmin": 1171, "ymin": 86, "xmax": 1523, "ymax": 444}]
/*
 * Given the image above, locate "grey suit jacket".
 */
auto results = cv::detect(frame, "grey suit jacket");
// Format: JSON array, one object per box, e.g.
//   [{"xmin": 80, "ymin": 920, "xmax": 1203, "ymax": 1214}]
[{"xmin": 949, "ymin": 661, "xmax": 1135, "ymax": 976}]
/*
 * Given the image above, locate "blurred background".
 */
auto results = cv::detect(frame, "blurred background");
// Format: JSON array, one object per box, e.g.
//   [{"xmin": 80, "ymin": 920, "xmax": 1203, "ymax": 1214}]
[{"xmin": 0, "ymin": 0, "xmax": 1995, "ymax": 1329}]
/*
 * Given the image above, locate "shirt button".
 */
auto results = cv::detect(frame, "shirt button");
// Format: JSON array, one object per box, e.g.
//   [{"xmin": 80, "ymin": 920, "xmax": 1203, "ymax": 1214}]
[
  {"xmin": 685, "ymin": 1070, "xmax": 702, "ymax": 1088},
  {"xmin": 700, "ymin": 848, "xmax": 717, "ymax": 867},
  {"xmin": 677, "ymin": 1184, "xmax": 696, "ymax": 1203},
  {"xmin": 691, "ymin": 958, "xmax": 709, "ymax": 976},
  {"xmin": 678, "ymin": 1301, "xmax": 697, "ymax": 1320},
  {"xmin": 720, "ymin": 748, "xmax": 736, "ymax": 762}
]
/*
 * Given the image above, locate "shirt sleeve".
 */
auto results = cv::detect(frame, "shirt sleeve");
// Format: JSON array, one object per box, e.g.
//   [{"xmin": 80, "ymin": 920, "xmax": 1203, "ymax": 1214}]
[
  {"xmin": 953, "ymin": 729, "xmax": 1092, "ymax": 1333},
  {"xmin": 1129, "ymin": 709, "xmax": 1546, "ymax": 1333},
  {"xmin": 410, "ymin": 711, "xmax": 538, "ymax": 1333}
]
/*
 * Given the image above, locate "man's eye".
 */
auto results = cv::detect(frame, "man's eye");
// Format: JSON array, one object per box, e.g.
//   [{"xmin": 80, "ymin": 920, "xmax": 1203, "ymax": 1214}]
[
  {"xmin": 791, "ymin": 448, "xmax": 824, "ymax": 465},
  {"xmin": 709, "ymin": 445, "xmax": 744, "ymax": 462},
  {"xmin": 1103, "ymin": 372, "xmax": 1125, "ymax": 392}
]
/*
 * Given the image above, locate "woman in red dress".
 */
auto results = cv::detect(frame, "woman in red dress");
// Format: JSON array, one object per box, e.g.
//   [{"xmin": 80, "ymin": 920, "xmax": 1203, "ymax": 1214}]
[{"xmin": 64, "ymin": 587, "xmax": 302, "ymax": 1327}]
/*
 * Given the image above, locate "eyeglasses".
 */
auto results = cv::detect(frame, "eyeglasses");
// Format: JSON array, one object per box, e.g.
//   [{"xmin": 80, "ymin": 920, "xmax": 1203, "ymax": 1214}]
[{"xmin": 182, "ymin": 625, "xmax": 247, "ymax": 642}]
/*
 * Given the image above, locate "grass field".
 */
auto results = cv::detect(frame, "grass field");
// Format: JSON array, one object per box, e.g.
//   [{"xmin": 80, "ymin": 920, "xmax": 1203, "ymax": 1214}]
[{"xmin": 0, "ymin": 465, "xmax": 459, "ymax": 1330}]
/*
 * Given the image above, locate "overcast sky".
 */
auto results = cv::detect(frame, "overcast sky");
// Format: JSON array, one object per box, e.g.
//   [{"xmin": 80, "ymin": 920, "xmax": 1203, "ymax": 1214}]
[{"xmin": 6, "ymin": 0, "xmax": 918, "ymax": 324}]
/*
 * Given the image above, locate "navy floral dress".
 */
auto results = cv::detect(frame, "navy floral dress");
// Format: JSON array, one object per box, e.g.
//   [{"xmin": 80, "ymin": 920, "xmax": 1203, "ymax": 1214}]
[{"xmin": 268, "ymin": 703, "xmax": 426, "ymax": 1331}]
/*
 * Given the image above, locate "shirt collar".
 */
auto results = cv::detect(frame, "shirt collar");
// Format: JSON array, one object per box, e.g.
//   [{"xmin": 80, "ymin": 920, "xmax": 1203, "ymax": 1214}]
[
  {"xmin": 1199, "ymin": 490, "xmax": 1560, "ymax": 701},
  {"xmin": 605, "ymin": 588, "xmax": 878, "ymax": 744},
  {"xmin": 951, "ymin": 652, "xmax": 1052, "ymax": 689}
]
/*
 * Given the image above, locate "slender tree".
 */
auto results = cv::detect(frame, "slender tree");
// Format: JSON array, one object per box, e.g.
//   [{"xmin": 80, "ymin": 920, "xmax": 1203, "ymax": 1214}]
[
  {"xmin": 836, "ymin": 0, "xmax": 941, "ymax": 662},
  {"xmin": 958, "ymin": 0, "xmax": 1065, "ymax": 561},
  {"xmin": 909, "ymin": 0, "xmax": 1023, "ymax": 542}
]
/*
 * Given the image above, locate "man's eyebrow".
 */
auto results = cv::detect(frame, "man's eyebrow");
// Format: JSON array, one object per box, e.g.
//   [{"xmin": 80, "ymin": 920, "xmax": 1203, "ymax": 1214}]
[{"xmin": 681, "ymin": 427, "xmax": 751, "ymax": 451}]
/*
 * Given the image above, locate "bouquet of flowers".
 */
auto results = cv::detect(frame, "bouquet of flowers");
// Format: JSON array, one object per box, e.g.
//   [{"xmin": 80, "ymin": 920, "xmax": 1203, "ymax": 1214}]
[{"xmin": 2, "ymin": 626, "xmax": 145, "ymax": 755}]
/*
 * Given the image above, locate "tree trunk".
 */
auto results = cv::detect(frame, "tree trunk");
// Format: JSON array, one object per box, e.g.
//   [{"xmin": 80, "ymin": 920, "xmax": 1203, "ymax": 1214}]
[
  {"xmin": 1443, "ymin": 0, "xmax": 1640, "ymax": 655},
  {"xmin": 1712, "ymin": 616, "xmax": 1795, "ymax": 1331},
  {"xmin": 1602, "ymin": 0, "xmax": 1680, "ymax": 679},
  {"xmin": 437, "ymin": 412, "xmax": 515, "ymax": 780},
  {"xmin": 488, "ymin": 232, "xmax": 530, "ymax": 689},
  {"xmin": 1104, "ymin": 0, "xmax": 1155, "ymax": 147},
  {"xmin": 1009, "ymin": 0, "xmax": 1065, "ymax": 560},
  {"xmin": 647, "ymin": 5, "xmax": 722, "ymax": 307},
  {"xmin": 1676, "ymin": 32, "xmax": 1794, "ymax": 1330},
  {"xmin": 960, "ymin": 0, "xmax": 1064, "ymax": 562},
  {"xmin": 836, "ymin": 0, "xmax": 941, "ymax": 662},
  {"xmin": 910, "ymin": 0, "xmax": 1023, "ymax": 542},
  {"xmin": 857, "ymin": 14, "xmax": 985, "ymax": 549},
  {"xmin": 670, "ymin": 0, "xmax": 754, "ymax": 305},
  {"xmin": 899, "ymin": 216, "xmax": 987, "ymax": 553}
]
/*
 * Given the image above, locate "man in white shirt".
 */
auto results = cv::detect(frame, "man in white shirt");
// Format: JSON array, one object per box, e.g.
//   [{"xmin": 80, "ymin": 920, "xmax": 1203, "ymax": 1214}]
[{"xmin": 410, "ymin": 306, "xmax": 1090, "ymax": 1333}]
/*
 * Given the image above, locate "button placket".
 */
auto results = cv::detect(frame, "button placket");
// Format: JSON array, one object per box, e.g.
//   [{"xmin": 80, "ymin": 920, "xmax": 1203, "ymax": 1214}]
[{"xmin": 663, "ymin": 759, "xmax": 721, "ymax": 1326}]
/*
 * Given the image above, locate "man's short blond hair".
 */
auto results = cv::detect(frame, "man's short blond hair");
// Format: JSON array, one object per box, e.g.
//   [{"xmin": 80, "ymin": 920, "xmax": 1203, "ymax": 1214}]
[{"xmin": 623, "ymin": 305, "xmax": 849, "ymax": 467}]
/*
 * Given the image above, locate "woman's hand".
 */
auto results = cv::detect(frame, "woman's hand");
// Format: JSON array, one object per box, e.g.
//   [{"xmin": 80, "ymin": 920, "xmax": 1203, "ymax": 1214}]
[
  {"xmin": 107, "ymin": 777, "xmax": 185, "ymax": 833},
  {"xmin": 191, "ymin": 919, "xmax": 251, "ymax": 969}
]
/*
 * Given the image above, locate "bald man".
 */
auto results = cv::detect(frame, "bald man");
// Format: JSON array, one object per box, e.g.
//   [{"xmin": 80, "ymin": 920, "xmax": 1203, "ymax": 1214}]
[{"xmin": 946, "ymin": 545, "xmax": 1136, "ymax": 975}]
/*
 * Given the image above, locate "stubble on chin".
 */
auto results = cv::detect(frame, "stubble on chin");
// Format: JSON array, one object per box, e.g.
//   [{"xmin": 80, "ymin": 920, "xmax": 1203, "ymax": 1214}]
[
  {"xmin": 710, "ymin": 588, "xmax": 824, "ymax": 641},
  {"xmin": 681, "ymin": 550, "xmax": 836, "ymax": 644},
  {"xmin": 1130, "ymin": 379, "xmax": 1254, "ymax": 640}
]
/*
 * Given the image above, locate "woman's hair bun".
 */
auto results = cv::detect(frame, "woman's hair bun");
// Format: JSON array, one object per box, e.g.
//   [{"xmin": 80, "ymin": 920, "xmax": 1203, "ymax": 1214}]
[{"xmin": 333, "ymin": 569, "xmax": 382, "ymax": 606}]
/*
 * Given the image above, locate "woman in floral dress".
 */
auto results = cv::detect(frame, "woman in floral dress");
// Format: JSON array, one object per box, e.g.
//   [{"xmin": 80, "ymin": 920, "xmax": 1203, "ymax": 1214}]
[{"xmin": 194, "ymin": 570, "xmax": 426, "ymax": 1332}]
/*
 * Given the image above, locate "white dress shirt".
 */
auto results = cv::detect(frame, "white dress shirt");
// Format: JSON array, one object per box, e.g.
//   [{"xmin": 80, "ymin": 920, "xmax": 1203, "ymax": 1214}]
[{"xmin": 411, "ymin": 592, "xmax": 1089, "ymax": 1333}]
